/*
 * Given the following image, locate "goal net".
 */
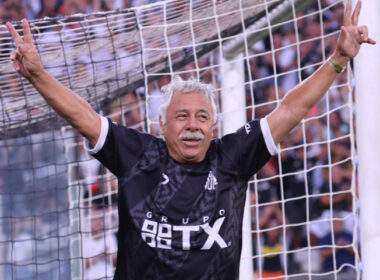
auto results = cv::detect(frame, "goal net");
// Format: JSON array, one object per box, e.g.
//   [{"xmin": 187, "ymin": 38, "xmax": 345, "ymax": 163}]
[{"xmin": 0, "ymin": 0, "xmax": 360, "ymax": 279}]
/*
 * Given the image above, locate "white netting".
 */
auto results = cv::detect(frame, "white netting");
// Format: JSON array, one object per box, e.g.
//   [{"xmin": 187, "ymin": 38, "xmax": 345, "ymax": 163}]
[
  {"xmin": 0, "ymin": 0, "xmax": 361, "ymax": 279},
  {"xmin": 0, "ymin": 0, "xmax": 283, "ymax": 137}
]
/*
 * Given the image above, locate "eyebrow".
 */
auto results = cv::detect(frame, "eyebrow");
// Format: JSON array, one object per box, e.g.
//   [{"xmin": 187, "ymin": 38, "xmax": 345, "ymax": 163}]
[
  {"xmin": 174, "ymin": 109, "xmax": 211, "ymax": 115},
  {"xmin": 197, "ymin": 109, "xmax": 210, "ymax": 115}
]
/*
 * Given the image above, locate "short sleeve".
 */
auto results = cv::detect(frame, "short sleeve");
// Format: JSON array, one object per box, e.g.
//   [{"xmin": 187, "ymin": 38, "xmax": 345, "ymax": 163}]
[
  {"xmin": 86, "ymin": 118, "xmax": 153, "ymax": 177},
  {"xmin": 84, "ymin": 115, "xmax": 109, "ymax": 154},
  {"xmin": 260, "ymin": 118, "xmax": 278, "ymax": 156},
  {"xmin": 220, "ymin": 118, "xmax": 277, "ymax": 180}
]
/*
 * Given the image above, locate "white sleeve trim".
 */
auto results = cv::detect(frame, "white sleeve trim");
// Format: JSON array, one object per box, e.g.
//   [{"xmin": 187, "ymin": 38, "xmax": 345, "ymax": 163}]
[
  {"xmin": 84, "ymin": 115, "xmax": 109, "ymax": 155},
  {"xmin": 260, "ymin": 117, "xmax": 278, "ymax": 155}
]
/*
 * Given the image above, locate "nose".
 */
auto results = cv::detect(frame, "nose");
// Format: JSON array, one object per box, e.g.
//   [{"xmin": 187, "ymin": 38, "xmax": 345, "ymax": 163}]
[{"xmin": 186, "ymin": 116, "xmax": 199, "ymax": 131}]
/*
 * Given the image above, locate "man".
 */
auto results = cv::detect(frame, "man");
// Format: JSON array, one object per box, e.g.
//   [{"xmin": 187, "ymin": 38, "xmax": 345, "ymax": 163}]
[
  {"xmin": 82, "ymin": 212, "xmax": 118, "ymax": 279},
  {"xmin": 6, "ymin": 1, "xmax": 375, "ymax": 279},
  {"xmin": 319, "ymin": 212, "xmax": 355, "ymax": 272}
]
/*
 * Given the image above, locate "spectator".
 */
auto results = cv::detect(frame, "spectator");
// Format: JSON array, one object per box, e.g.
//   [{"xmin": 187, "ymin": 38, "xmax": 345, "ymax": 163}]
[
  {"xmin": 281, "ymin": 145, "xmax": 309, "ymax": 250},
  {"xmin": 121, "ymin": 92, "xmax": 143, "ymax": 129},
  {"xmin": 318, "ymin": 212, "xmax": 355, "ymax": 272},
  {"xmin": 147, "ymin": 77, "xmax": 168, "ymax": 135},
  {"xmin": 79, "ymin": 139, "xmax": 102, "ymax": 186},
  {"xmin": 38, "ymin": 0, "xmax": 59, "ymax": 18},
  {"xmin": 314, "ymin": 165, "xmax": 352, "ymax": 217},
  {"xmin": 82, "ymin": 212, "xmax": 118, "ymax": 279},
  {"xmin": 5, "ymin": 219, "xmax": 34, "ymax": 280},
  {"xmin": 255, "ymin": 202, "xmax": 287, "ymax": 280},
  {"xmin": 1, "ymin": 0, "xmax": 26, "ymax": 21}
]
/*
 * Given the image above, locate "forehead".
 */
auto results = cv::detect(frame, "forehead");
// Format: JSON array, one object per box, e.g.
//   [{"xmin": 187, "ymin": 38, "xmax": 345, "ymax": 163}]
[{"xmin": 168, "ymin": 91, "xmax": 212, "ymax": 112}]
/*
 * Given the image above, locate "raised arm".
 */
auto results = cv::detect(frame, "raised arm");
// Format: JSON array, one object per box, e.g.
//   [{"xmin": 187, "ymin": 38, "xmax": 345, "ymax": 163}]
[
  {"xmin": 267, "ymin": 0, "xmax": 376, "ymax": 145},
  {"xmin": 6, "ymin": 19, "xmax": 101, "ymax": 147}
]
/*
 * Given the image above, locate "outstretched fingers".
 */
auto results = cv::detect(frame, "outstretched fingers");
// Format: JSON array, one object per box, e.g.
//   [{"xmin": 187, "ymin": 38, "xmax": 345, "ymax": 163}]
[
  {"xmin": 6, "ymin": 19, "xmax": 34, "ymax": 51},
  {"xmin": 343, "ymin": 0, "xmax": 362, "ymax": 27},
  {"xmin": 341, "ymin": 1, "xmax": 376, "ymax": 46}
]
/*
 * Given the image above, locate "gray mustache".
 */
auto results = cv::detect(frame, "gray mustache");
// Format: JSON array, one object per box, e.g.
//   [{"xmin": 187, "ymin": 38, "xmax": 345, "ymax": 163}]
[{"xmin": 178, "ymin": 130, "xmax": 205, "ymax": 141}]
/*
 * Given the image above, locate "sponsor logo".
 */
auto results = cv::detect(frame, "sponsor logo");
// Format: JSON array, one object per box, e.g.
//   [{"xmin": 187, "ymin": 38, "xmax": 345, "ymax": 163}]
[{"xmin": 141, "ymin": 210, "xmax": 228, "ymax": 250}]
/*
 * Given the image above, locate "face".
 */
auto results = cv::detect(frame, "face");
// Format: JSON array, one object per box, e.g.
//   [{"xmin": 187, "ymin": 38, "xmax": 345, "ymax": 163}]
[
  {"xmin": 160, "ymin": 91, "xmax": 214, "ymax": 163},
  {"xmin": 333, "ymin": 219, "xmax": 344, "ymax": 233}
]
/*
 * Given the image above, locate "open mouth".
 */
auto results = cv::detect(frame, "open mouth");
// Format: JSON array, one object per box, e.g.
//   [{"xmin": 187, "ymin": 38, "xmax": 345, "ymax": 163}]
[
  {"xmin": 180, "ymin": 137, "xmax": 203, "ymax": 147},
  {"xmin": 181, "ymin": 138, "xmax": 202, "ymax": 145}
]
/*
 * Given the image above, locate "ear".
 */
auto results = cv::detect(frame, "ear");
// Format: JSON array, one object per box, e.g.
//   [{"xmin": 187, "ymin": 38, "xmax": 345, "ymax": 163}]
[{"xmin": 159, "ymin": 116, "xmax": 165, "ymax": 135}]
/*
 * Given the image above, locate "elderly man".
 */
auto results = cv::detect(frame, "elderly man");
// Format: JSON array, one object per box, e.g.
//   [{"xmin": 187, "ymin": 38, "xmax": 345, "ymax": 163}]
[{"xmin": 6, "ymin": 1, "xmax": 375, "ymax": 279}]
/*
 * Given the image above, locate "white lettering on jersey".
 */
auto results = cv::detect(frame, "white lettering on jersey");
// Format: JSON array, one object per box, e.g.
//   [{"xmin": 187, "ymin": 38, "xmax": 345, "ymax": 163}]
[
  {"xmin": 141, "ymin": 219, "xmax": 157, "ymax": 247},
  {"xmin": 157, "ymin": 223, "xmax": 171, "ymax": 249},
  {"xmin": 201, "ymin": 217, "xmax": 227, "ymax": 250},
  {"xmin": 140, "ymin": 217, "xmax": 228, "ymax": 250},
  {"xmin": 173, "ymin": 225, "xmax": 199, "ymax": 250},
  {"xmin": 245, "ymin": 123, "xmax": 252, "ymax": 134},
  {"xmin": 204, "ymin": 171, "xmax": 218, "ymax": 190}
]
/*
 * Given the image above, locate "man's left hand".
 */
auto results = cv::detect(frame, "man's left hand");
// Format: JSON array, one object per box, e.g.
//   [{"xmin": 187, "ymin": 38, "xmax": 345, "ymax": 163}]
[{"xmin": 333, "ymin": 0, "xmax": 376, "ymax": 64}]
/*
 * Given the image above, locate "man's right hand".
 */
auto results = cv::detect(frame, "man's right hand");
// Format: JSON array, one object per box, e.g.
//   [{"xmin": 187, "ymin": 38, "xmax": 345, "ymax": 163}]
[
  {"xmin": 6, "ymin": 19, "xmax": 43, "ymax": 79},
  {"xmin": 6, "ymin": 19, "xmax": 101, "ymax": 147}
]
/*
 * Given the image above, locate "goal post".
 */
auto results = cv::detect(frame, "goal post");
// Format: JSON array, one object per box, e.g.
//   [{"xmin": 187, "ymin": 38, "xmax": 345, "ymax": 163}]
[
  {"xmin": 220, "ymin": 53, "xmax": 253, "ymax": 279},
  {"xmin": 354, "ymin": 0, "xmax": 380, "ymax": 279}
]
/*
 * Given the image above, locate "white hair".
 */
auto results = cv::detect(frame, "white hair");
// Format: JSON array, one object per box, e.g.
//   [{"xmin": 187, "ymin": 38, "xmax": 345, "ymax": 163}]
[{"xmin": 159, "ymin": 76, "xmax": 217, "ymax": 124}]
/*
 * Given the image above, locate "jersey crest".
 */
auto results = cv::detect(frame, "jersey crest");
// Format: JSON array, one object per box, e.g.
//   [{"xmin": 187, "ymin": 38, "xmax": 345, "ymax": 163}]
[{"xmin": 204, "ymin": 171, "xmax": 218, "ymax": 191}]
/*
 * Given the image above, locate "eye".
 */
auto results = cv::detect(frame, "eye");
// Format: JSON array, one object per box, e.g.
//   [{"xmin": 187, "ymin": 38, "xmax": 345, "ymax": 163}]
[
  {"xmin": 197, "ymin": 114, "xmax": 209, "ymax": 122},
  {"xmin": 176, "ymin": 113, "xmax": 188, "ymax": 120}
]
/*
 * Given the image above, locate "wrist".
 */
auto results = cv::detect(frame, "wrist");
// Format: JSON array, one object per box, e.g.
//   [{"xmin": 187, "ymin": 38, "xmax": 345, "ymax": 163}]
[
  {"xmin": 329, "ymin": 52, "xmax": 350, "ymax": 72},
  {"xmin": 328, "ymin": 57, "xmax": 345, "ymax": 73},
  {"xmin": 29, "ymin": 68, "xmax": 48, "ymax": 84}
]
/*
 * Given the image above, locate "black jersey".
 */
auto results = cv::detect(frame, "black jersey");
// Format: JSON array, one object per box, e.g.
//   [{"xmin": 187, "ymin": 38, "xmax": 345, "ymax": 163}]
[{"xmin": 89, "ymin": 117, "xmax": 276, "ymax": 280}]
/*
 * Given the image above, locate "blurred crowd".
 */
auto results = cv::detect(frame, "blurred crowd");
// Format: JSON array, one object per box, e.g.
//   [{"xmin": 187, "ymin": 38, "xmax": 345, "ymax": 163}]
[
  {"xmin": 0, "ymin": 0, "xmax": 167, "ymax": 21},
  {"xmin": 0, "ymin": 0, "xmax": 357, "ymax": 279}
]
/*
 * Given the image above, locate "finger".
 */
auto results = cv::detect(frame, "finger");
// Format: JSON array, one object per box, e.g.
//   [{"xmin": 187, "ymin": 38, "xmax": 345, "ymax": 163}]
[
  {"xmin": 358, "ymin": 25, "xmax": 368, "ymax": 41},
  {"xmin": 357, "ymin": 26, "xmax": 376, "ymax": 44},
  {"xmin": 17, "ymin": 45, "xmax": 26, "ymax": 57},
  {"xmin": 351, "ymin": 0, "xmax": 361, "ymax": 26},
  {"xmin": 352, "ymin": 28, "xmax": 363, "ymax": 44},
  {"xmin": 12, "ymin": 48, "xmax": 24, "ymax": 62},
  {"xmin": 6, "ymin": 22, "xmax": 23, "ymax": 46},
  {"xmin": 12, "ymin": 59, "xmax": 21, "ymax": 72},
  {"xmin": 366, "ymin": 37, "xmax": 376, "ymax": 45},
  {"xmin": 22, "ymin": 19, "xmax": 34, "ymax": 44},
  {"xmin": 10, "ymin": 50, "xmax": 19, "ymax": 61},
  {"xmin": 10, "ymin": 50, "xmax": 21, "ymax": 71},
  {"xmin": 340, "ymin": 26, "xmax": 348, "ymax": 41},
  {"xmin": 343, "ymin": 0, "xmax": 352, "ymax": 26}
]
